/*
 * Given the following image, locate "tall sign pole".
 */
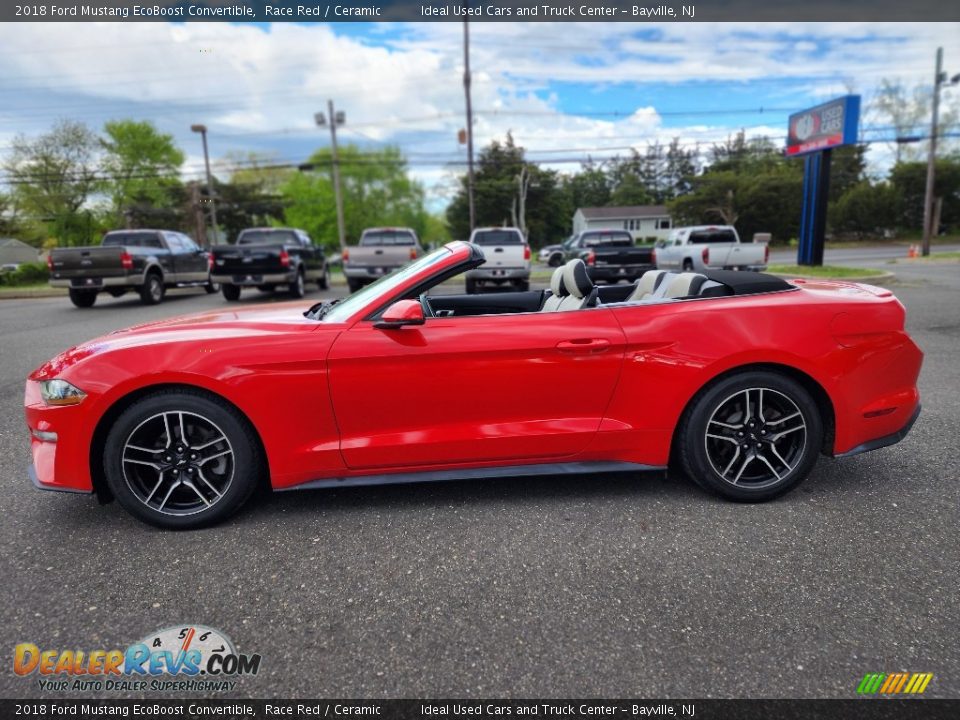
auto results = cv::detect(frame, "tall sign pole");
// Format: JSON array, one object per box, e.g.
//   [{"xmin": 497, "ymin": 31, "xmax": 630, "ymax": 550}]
[
  {"xmin": 921, "ymin": 47, "xmax": 944, "ymax": 258},
  {"xmin": 787, "ymin": 95, "xmax": 860, "ymax": 267},
  {"xmin": 463, "ymin": 16, "xmax": 476, "ymax": 233}
]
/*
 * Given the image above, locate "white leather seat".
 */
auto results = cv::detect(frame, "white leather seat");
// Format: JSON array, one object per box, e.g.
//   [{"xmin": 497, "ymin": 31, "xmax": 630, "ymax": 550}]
[
  {"xmin": 557, "ymin": 259, "xmax": 597, "ymax": 311},
  {"xmin": 660, "ymin": 272, "xmax": 709, "ymax": 298},
  {"xmin": 626, "ymin": 270, "xmax": 669, "ymax": 302},
  {"xmin": 541, "ymin": 267, "xmax": 569, "ymax": 311}
]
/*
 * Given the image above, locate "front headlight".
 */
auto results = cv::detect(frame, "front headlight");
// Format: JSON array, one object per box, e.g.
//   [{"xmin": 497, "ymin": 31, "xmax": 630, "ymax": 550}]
[{"xmin": 39, "ymin": 379, "xmax": 87, "ymax": 406}]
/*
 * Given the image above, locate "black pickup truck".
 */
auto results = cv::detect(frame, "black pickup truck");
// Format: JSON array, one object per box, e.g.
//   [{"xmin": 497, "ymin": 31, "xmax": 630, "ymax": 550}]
[
  {"xmin": 563, "ymin": 230, "xmax": 656, "ymax": 283},
  {"xmin": 211, "ymin": 228, "xmax": 329, "ymax": 301},
  {"xmin": 48, "ymin": 229, "xmax": 216, "ymax": 308}
]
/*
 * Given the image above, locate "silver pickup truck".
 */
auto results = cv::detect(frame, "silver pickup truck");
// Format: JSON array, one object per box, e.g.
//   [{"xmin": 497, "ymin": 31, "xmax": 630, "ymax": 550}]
[
  {"xmin": 342, "ymin": 227, "xmax": 423, "ymax": 292},
  {"xmin": 654, "ymin": 225, "xmax": 769, "ymax": 272},
  {"xmin": 465, "ymin": 227, "xmax": 531, "ymax": 293}
]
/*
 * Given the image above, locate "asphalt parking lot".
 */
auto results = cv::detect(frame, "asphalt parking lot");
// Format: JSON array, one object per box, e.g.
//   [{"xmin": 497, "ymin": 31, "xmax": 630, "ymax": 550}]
[{"xmin": 0, "ymin": 258, "xmax": 957, "ymax": 699}]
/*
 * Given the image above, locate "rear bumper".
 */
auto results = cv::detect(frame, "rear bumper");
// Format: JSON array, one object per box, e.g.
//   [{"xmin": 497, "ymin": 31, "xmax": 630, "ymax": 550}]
[
  {"xmin": 834, "ymin": 404, "xmax": 921, "ymax": 458},
  {"xmin": 211, "ymin": 271, "xmax": 295, "ymax": 286},
  {"xmin": 587, "ymin": 265, "xmax": 652, "ymax": 281},
  {"xmin": 343, "ymin": 266, "xmax": 399, "ymax": 280},
  {"xmin": 466, "ymin": 267, "xmax": 530, "ymax": 282},
  {"xmin": 50, "ymin": 273, "xmax": 145, "ymax": 289}
]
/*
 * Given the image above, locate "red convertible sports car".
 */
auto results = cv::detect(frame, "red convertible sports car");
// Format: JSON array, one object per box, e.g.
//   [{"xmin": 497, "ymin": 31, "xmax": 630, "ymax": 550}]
[{"xmin": 25, "ymin": 241, "xmax": 922, "ymax": 529}]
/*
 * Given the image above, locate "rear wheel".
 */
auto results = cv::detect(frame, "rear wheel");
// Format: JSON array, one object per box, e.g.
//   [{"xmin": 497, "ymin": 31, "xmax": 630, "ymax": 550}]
[
  {"xmin": 139, "ymin": 272, "xmax": 165, "ymax": 305},
  {"xmin": 677, "ymin": 371, "xmax": 823, "ymax": 502},
  {"xmin": 204, "ymin": 282, "xmax": 220, "ymax": 294},
  {"xmin": 465, "ymin": 278, "xmax": 477, "ymax": 294},
  {"xmin": 347, "ymin": 278, "xmax": 363, "ymax": 293},
  {"xmin": 682, "ymin": 259, "xmax": 694, "ymax": 272},
  {"xmin": 317, "ymin": 267, "xmax": 330, "ymax": 290},
  {"xmin": 221, "ymin": 284, "xmax": 241, "ymax": 301},
  {"xmin": 68, "ymin": 288, "xmax": 98, "ymax": 308},
  {"xmin": 102, "ymin": 390, "xmax": 261, "ymax": 529},
  {"xmin": 548, "ymin": 253, "xmax": 564, "ymax": 267},
  {"xmin": 289, "ymin": 269, "xmax": 306, "ymax": 298}
]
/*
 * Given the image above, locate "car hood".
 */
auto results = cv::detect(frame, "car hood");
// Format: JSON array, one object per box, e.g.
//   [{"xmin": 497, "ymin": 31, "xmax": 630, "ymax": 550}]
[{"xmin": 30, "ymin": 301, "xmax": 327, "ymax": 380}]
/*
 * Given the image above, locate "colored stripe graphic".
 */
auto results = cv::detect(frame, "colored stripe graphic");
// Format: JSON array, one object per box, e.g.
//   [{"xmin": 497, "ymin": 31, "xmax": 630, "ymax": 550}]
[{"xmin": 857, "ymin": 672, "xmax": 933, "ymax": 694}]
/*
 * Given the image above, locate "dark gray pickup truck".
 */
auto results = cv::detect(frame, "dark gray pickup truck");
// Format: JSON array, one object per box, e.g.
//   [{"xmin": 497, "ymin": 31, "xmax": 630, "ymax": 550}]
[
  {"xmin": 210, "ymin": 227, "xmax": 328, "ymax": 301},
  {"xmin": 48, "ymin": 229, "xmax": 216, "ymax": 308},
  {"xmin": 564, "ymin": 230, "xmax": 656, "ymax": 283}
]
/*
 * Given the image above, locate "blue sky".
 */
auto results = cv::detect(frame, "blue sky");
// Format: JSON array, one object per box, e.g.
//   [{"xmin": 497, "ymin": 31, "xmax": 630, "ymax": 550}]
[{"xmin": 0, "ymin": 21, "xmax": 957, "ymax": 209}]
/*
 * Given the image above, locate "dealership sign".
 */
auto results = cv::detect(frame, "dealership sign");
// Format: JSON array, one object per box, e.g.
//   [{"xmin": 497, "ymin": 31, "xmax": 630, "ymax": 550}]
[{"xmin": 786, "ymin": 95, "xmax": 860, "ymax": 156}]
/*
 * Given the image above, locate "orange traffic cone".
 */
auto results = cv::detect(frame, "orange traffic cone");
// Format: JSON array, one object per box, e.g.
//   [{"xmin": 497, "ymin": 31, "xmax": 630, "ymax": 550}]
[{"xmin": 907, "ymin": 244, "xmax": 918, "ymax": 259}]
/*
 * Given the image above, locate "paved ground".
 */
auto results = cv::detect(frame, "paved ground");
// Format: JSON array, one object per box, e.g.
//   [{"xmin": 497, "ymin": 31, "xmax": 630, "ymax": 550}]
[{"xmin": 0, "ymin": 258, "xmax": 957, "ymax": 699}]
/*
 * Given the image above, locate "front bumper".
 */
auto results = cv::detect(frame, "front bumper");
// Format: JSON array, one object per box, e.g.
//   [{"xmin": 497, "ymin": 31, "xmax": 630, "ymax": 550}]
[
  {"xmin": 29, "ymin": 462, "xmax": 92, "ymax": 494},
  {"xmin": 24, "ymin": 380, "xmax": 96, "ymax": 493},
  {"xmin": 211, "ymin": 271, "xmax": 296, "ymax": 286}
]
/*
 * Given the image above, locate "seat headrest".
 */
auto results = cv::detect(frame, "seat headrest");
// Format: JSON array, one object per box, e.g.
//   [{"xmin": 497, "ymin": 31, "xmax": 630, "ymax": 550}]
[
  {"xmin": 562, "ymin": 259, "xmax": 593, "ymax": 300},
  {"xmin": 662, "ymin": 272, "xmax": 709, "ymax": 298},
  {"xmin": 549, "ymin": 266, "xmax": 568, "ymax": 297},
  {"xmin": 628, "ymin": 270, "xmax": 668, "ymax": 301}
]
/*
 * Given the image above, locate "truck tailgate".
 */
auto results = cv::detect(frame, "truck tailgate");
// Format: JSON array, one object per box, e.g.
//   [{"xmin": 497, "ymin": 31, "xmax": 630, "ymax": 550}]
[
  {"xmin": 594, "ymin": 246, "xmax": 652, "ymax": 266},
  {"xmin": 346, "ymin": 246, "xmax": 412, "ymax": 268},
  {"xmin": 49, "ymin": 247, "xmax": 129, "ymax": 280},
  {"xmin": 212, "ymin": 245, "xmax": 287, "ymax": 276}
]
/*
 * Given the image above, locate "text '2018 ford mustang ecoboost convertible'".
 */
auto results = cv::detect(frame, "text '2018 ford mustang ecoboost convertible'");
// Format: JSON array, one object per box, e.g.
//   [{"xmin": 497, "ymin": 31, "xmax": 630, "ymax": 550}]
[{"xmin": 25, "ymin": 241, "xmax": 922, "ymax": 529}]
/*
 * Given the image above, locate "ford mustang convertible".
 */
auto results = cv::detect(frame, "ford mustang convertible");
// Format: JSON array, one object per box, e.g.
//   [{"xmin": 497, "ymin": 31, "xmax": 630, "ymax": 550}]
[{"xmin": 25, "ymin": 241, "xmax": 922, "ymax": 529}]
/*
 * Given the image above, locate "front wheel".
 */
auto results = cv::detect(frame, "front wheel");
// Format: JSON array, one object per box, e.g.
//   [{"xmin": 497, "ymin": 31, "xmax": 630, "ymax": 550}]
[
  {"xmin": 204, "ymin": 281, "xmax": 220, "ymax": 294},
  {"xmin": 221, "ymin": 284, "xmax": 241, "ymax": 301},
  {"xmin": 548, "ymin": 253, "xmax": 564, "ymax": 267},
  {"xmin": 676, "ymin": 371, "xmax": 823, "ymax": 502},
  {"xmin": 68, "ymin": 288, "xmax": 98, "ymax": 308},
  {"xmin": 102, "ymin": 390, "xmax": 262, "ymax": 529}
]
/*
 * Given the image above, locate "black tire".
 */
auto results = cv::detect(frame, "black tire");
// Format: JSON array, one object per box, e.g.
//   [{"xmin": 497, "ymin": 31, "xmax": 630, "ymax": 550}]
[
  {"xmin": 347, "ymin": 278, "xmax": 363, "ymax": 293},
  {"xmin": 139, "ymin": 272, "xmax": 165, "ymax": 305},
  {"xmin": 288, "ymin": 268, "xmax": 306, "ymax": 298},
  {"xmin": 204, "ymin": 282, "xmax": 220, "ymax": 294},
  {"xmin": 548, "ymin": 253, "xmax": 564, "ymax": 268},
  {"xmin": 682, "ymin": 259, "xmax": 694, "ymax": 272},
  {"xmin": 516, "ymin": 280, "xmax": 530, "ymax": 292},
  {"xmin": 317, "ymin": 267, "xmax": 329, "ymax": 290},
  {"xmin": 68, "ymin": 288, "xmax": 98, "ymax": 308},
  {"xmin": 221, "ymin": 284, "xmax": 241, "ymax": 301},
  {"xmin": 465, "ymin": 278, "xmax": 477, "ymax": 294},
  {"xmin": 102, "ymin": 390, "xmax": 261, "ymax": 529},
  {"xmin": 676, "ymin": 370, "xmax": 823, "ymax": 502}
]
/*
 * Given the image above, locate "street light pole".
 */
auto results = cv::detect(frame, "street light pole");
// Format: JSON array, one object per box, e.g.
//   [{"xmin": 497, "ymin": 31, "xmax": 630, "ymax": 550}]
[
  {"xmin": 463, "ymin": 17, "xmax": 476, "ymax": 233},
  {"xmin": 190, "ymin": 124, "xmax": 219, "ymax": 245},
  {"xmin": 315, "ymin": 101, "xmax": 347, "ymax": 251}
]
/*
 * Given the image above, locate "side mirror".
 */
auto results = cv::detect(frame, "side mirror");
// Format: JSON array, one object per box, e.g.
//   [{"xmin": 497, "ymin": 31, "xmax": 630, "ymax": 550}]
[{"xmin": 374, "ymin": 299, "xmax": 424, "ymax": 330}]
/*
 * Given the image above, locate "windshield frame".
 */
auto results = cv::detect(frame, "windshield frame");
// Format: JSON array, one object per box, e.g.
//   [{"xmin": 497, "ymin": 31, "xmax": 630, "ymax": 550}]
[{"xmin": 319, "ymin": 242, "xmax": 477, "ymax": 324}]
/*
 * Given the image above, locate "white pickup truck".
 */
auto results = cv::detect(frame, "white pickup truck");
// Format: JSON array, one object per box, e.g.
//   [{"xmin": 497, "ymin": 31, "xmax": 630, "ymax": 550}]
[
  {"xmin": 654, "ymin": 225, "xmax": 769, "ymax": 273},
  {"xmin": 465, "ymin": 227, "xmax": 531, "ymax": 293}
]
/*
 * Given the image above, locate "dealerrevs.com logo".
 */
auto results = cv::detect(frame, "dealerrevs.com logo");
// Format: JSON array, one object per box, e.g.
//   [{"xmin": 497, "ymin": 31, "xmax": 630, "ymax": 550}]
[{"xmin": 13, "ymin": 625, "xmax": 261, "ymax": 693}]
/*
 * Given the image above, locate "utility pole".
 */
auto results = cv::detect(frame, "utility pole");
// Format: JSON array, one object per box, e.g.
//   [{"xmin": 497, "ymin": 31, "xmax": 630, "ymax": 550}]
[
  {"xmin": 315, "ymin": 101, "xmax": 347, "ymax": 251},
  {"xmin": 921, "ymin": 48, "xmax": 944, "ymax": 257},
  {"xmin": 462, "ymin": 17, "xmax": 476, "ymax": 233},
  {"xmin": 190, "ymin": 124, "xmax": 219, "ymax": 245}
]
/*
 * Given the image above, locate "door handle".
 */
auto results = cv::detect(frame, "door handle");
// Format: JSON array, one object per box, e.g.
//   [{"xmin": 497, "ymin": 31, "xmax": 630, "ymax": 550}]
[{"xmin": 556, "ymin": 338, "xmax": 611, "ymax": 354}]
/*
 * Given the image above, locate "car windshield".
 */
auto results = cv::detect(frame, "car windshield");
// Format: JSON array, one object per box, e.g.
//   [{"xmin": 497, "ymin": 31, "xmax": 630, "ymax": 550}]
[
  {"xmin": 360, "ymin": 230, "xmax": 416, "ymax": 246},
  {"xmin": 319, "ymin": 246, "xmax": 453, "ymax": 323},
  {"xmin": 472, "ymin": 230, "xmax": 523, "ymax": 245},
  {"xmin": 689, "ymin": 230, "xmax": 738, "ymax": 244},
  {"xmin": 238, "ymin": 230, "xmax": 298, "ymax": 245},
  {"xmin": 582, "ymin": 232, "xmax": 633, "ymax": 247},
  {"xmin": 102, "ymin": 232, "xmax": 162, "ymax": 248}
]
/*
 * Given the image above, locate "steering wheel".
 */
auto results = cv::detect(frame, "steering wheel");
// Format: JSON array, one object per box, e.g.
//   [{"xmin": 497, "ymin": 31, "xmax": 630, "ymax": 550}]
[{"xmin": 419, "ymin": 292, "xmax": 436, "ymax": 319}]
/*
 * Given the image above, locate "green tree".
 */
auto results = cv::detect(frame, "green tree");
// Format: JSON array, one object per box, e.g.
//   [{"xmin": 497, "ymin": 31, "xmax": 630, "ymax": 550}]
[
  {"xmin": 100, "ymin": 120, "xmax": 184, "ymax": 225},
  {"xmin": 282, "ymin": 145, "xmax": 428, "ymax": 250},
  {"xmin": 4, "ymin": 119, "xmax": 100, "ymax": 246},
  {"xmin": 889, "ymin": 157, "xmax": 960, "ymax": 233},
  {"xmin": 829, "ymin": 182, "xmax": 901, "ymax": 238}
]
